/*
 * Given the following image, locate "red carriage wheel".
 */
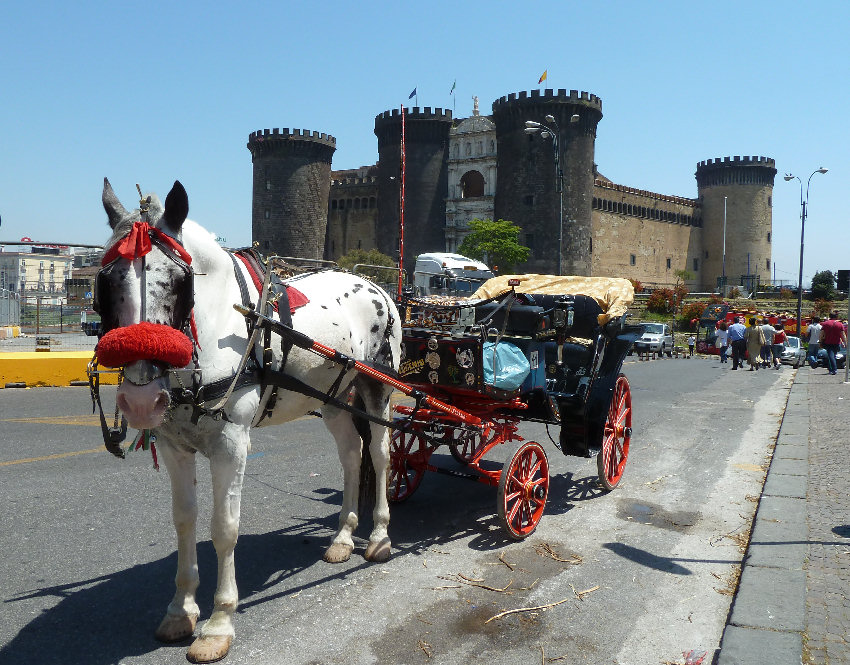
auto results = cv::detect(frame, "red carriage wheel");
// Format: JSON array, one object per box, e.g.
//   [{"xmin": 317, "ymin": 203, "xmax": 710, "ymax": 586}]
[
  {"xmin": 387, "ymin": 428, "xmax": 429, "ymax": 503},
  {"xmin": 448, "ymin": 427, "xmax": 479, "ymax": 464},
  {"xmin": 597, "ymin": 374, "xmax": 632, "ymax": 490},
  {"xmin": 497, "ymin": 440, "xmax": 549, "ymax": 539}
]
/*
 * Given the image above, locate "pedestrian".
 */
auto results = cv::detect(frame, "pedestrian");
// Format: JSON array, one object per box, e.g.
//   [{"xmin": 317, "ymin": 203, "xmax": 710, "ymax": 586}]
[
  {"xmin": 727, "ymin": 316, "xmax": 747, "ymax": 370},
  {"xmin": 716, "ymin": 321, "xmax": 729, "ymax": 364},
  {"xmin": 760, "ymin": 318, "xmax": 775, "ymax": 368},
  {"xmin": 687, "ymin": 334, "xmax": 696, "ymax": 358},
  {"xmin": 806, "ymin": 316, "xmax": 822, "ymax": 368},
  {"xmin": 772, "ymin": 323, "xmax": 786, "ymax": 369},
  {"xmin": 819, "ymin": 311, "xmax": 848, "ymax": 375},
  {"xmin": 745, "ymin": 317, "xmax": 765, "ymax": 370}
]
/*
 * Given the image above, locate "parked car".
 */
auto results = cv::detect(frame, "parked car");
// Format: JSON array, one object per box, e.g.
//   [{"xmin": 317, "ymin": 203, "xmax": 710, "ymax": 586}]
[
  {"xmin": 632, "ymin": 322, "xmax": 673, "ymax": 356},
  {"xmin": 780, "ymin": 336, "xmax": 806, "ymax": 368},
  {"xmin": 813, "ymin": 344, "xmax": 847, "ymax": 370}
]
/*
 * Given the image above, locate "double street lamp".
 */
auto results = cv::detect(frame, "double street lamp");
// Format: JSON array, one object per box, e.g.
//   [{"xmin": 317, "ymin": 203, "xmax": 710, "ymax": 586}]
[
  {"xmin": 525, "ymin": 113, "xmax": 578, "ymax": 275},
  {"xmin": 784, "ymin": 167, "xmax": 828, "ymax": 340}
]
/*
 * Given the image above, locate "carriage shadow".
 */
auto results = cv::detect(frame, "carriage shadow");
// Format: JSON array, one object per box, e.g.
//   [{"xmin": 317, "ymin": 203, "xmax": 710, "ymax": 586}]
[{"xmin": 0, "ymin": 466, "xmax": 605, "ymax": 665}]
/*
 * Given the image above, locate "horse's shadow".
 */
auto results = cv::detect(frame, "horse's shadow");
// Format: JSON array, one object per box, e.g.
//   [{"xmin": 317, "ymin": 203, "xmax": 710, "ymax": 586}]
[
  {"xmin": 0, "ymin": 514, "xmax": 351, "ymax": 665},
  {"xmin": 1, "ymin": 465, "xmax": 603, "ymax": 665}
]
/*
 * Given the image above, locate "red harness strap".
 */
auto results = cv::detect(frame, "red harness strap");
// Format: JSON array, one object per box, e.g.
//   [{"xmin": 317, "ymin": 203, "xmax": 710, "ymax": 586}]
[{"xmin": 233, "ymin": 252, "xmax": 309, "ymax": 313}]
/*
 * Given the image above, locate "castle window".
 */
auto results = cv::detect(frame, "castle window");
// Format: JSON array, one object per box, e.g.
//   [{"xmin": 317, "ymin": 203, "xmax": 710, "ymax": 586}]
[
  {"xmin": 265, "ymin": 179, "xmax": 271, "ymax": 191},
  {"xmin": 331, "ymin": 200, "xmax": 338, "ymax": 209},
  {"xmin": 766, "ymin": 259, "xmax": 771, "ymax": 270},
  {"xmin": 705, "ymin": 250, "xmax": 709, "ymax": 259},
  {"xmin": 693, "ymin": 258, "xmax": 699, "ymax": 272},
  {"xmin": 666, "ymin": 258, "xmax": 671, "ymax": 270},
  {"xmin": 489, "ymin": 140, "xmax": 495, "ymax": 153},
  {"xmin": 465, "ymin": 142, "xmax": 472, "ymax": 156},
  {"xmin": 524, "ymin": 194, "xmax": 534, "ymax": 206},
  {"xmin": 354, "ymin": 198, "xmax": 360, "ymax": 209},
  {"xmin": 630, "ymin": 254, "xmax": 636, "ymax": 266},
  {"xmin": 370, "ymin": 196, "xmax": 377, "ymax": 208},
  {"xmin": 767, "ymin": 232, "xmax": 771, "ymax": 242},
  {"xmin": 264, "ymin": 209, "xmax": 270, "ymax": 220},
  {"xmin": 768, "ymin": 196, "xmax": 772, "ymax": 207},
  {"xmin": 452, "ymin": 144, "xmax": 459, "ymax": 157},
  {"xmin": 476, "ymin": 141, "xmax": 483, "ymax": 155},
  {"xmin": 264, "ymin": 240, "xmax": 270, "ymax": 249},
  {"xmin": 589, "ymin": 238, "xmax": 592, "ymax": 253},
  {"xmin": 460, "ymin": 170, "xmax": 485, "ymax": 198}
]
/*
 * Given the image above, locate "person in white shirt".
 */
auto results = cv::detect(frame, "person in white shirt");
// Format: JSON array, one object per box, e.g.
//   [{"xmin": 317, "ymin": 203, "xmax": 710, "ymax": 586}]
[
  {"xmin": 806, "ymin": 317, "xmax": 822, "ymax": 368},
  {"xmin": 715, "ymin": 322, "xmax": 729, "ymax": 363}
]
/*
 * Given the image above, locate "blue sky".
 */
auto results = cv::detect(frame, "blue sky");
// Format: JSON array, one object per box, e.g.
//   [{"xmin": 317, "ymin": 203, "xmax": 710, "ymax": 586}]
[{"xmin": 1, "ymin": 1, "xmax": 846, "ymax": 287}]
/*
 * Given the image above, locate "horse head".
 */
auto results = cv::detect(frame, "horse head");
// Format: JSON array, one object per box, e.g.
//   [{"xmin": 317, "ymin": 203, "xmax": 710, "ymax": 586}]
[{"xmin": 96, "ymin": 179, "xmax": 195, "ymax": 429}]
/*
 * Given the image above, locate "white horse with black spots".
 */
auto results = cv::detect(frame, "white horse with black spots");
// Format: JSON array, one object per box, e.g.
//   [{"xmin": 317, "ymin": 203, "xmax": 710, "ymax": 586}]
[{"xmin": 95, "ymin": 179, "xmax": 401, "ymax": 663}]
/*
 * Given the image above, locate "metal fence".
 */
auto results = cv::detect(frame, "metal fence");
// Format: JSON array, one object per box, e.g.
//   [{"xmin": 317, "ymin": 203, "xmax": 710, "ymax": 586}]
[{"xmin": 0, "ymin": 288, "xmax": 21, "ymax": 326}]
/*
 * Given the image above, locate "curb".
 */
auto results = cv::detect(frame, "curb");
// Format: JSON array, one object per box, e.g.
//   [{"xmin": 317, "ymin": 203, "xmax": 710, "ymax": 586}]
[
  {"xmin": 0, "ymin": 351, "xmax": 119, "ymax": 388},
  {"xmin": 717, "ymin": 369, "xmax": 807, "ymax": 664}
]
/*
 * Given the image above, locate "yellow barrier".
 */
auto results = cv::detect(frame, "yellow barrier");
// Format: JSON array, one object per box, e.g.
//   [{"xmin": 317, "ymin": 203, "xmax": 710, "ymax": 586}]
[{"xmin": 0, "ymin": 351, "xmax": 119, "ymax": 387}]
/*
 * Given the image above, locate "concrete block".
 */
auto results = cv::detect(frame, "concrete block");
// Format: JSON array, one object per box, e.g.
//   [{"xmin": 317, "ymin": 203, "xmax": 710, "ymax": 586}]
[
  {"xmin": 762, "ymin": 473, "xmax": 807, "ymax": 499},
  {"xmin": 718, "ymin": 625, "xmax": 801, "ymax": 665},
  {"xmin": 729, "ymin": 567, "xmax": 806, "ymax": 631}
]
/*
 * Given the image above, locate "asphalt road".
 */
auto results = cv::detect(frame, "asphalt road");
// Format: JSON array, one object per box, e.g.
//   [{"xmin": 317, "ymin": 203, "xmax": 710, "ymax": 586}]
[{"xmin": 0, "ymin": 356, "xmax": 793, "ymax": 665}]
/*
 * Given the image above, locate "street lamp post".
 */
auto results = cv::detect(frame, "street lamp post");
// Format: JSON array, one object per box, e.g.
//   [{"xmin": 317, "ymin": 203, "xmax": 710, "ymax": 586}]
[
  {"xmin": 525, "ymin": 114, "xmax": 578, "ymax": 276},
  {"xmin": 784, "ymin": 167, "xmax": 828, "ymax": 340}
]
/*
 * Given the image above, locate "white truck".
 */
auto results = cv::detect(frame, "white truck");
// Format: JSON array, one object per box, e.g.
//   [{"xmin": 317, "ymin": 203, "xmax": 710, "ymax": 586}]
[{"xmin": 413, "ymin": 253, "xmax": 494, "ymax": 296}]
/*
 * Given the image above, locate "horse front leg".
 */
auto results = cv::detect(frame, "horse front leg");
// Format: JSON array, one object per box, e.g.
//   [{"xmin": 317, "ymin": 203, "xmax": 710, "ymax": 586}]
[
  {"xmin": 186, "ymin": 435, "xmax": 246, "ymax": 664},
  {"xmin": 155, "ymin": 441, "xmax": 201, "ymax": 643}
]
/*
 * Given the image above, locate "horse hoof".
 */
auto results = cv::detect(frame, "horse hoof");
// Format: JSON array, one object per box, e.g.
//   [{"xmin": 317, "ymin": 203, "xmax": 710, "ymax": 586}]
[
  {"xmin": 154, "ymin": 613, "xmax": 197, "ymax": 643},
  {"xmin": 323, "ymin": 542, "xmax": 353, "ymax": 563},
  {"xmin": 364, "ymin": 538, "xmax": 392, "ymax": 562},
  {"xmin": 186, "ymin": 634, "xmax": 233, "ymax": 663}
]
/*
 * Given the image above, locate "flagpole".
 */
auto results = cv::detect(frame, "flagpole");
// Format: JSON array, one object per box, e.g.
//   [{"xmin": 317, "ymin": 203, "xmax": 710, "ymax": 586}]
[{"xmin": 397, "ymin": 105, "xmax": 406, "ymax": 296}]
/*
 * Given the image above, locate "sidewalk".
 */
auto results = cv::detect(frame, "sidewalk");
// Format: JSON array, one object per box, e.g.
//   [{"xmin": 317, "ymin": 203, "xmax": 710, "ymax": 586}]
[{"xmin": 718, "ymin": 367, "xmax": 850, "ymax": 664}]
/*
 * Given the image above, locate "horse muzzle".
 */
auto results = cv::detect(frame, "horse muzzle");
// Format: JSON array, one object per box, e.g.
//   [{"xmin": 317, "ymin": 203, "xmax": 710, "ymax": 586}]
[{"xmin": 117, "ymin": 362, "xmax": 171, "ymax": 429}]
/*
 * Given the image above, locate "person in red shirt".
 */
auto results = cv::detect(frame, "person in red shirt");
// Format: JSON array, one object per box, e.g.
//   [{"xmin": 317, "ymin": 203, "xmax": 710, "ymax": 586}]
[
  {"xmin": 771, "ymin": 323, "xmax": 786, "ymax": 369},
  {"xmin": 820, "ymin": 312, "xmax": 848, "ymax": 375}
]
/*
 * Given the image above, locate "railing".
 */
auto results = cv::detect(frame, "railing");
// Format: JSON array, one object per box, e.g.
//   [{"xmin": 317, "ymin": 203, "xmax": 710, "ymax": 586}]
[{"xmin": 0, "ymin": 288, "xmax": 21, "ymax": 326}]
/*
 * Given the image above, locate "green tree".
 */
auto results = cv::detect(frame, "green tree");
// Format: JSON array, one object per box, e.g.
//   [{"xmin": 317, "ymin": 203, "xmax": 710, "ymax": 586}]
[
  {"xmin": 458, "ymin": 219, "xmax": 530, "ymax": 274},
  {"xmin": 810, "ymin": 270, "xmax": 836, "ymax": 301},
  {"xmin": 337, "ymin": 248, "xmax": 398, "ymax": 283}
]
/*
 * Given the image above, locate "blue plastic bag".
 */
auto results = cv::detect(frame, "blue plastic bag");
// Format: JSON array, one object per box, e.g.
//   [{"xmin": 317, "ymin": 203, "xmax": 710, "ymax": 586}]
[{"xmin": 482, "ymin": 341, "xmax": 531, "ymax": 391}]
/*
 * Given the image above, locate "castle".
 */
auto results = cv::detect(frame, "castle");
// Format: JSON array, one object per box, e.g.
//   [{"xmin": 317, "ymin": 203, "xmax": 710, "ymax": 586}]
[{"xmin": 247, "ymin": 89, "xmax": 777, "ymax": 293}]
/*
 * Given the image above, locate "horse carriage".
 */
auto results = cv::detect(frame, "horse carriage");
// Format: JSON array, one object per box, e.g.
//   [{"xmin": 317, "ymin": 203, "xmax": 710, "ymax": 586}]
[
  {"xmin": 387, "ymin": 274, "xmax": 643, "ymax": 538},
  {"xmin": 88, "ymin": 180, "xmax": 642, "ymax": 662}
]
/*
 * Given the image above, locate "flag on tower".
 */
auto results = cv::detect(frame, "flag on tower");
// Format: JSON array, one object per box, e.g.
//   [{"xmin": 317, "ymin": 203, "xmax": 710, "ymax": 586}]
[
  {"xmin": 450, "ymin": 79, "xmax": 456, "ymax": 95},
  {"xmin": 538, "ymin": 70, "xmax": 547, "ymax": 84},
  {"xmin": 408, "ymin": 87, "xmax": 417, "ymax": 99}
]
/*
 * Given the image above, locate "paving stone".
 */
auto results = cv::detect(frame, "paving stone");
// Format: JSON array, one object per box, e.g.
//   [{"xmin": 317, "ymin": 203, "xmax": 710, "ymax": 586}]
[
  {"xmin": 717, "ymin": 625, "xmax": 801, "ymax": 665},
  {"xmin": 763, "ymin": 472, "xmax": 807, "ymax": 498},
  {"xmin": 730, "ymin": 566, "xmax": 806, "ymax": 631},
  {"xmin": 768, "ymin": 457, "xmax": 808, "ymax": 476}
]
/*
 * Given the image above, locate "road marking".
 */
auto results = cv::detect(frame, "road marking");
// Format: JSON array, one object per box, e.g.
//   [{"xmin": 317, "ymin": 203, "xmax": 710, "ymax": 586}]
[
  {"xmin": 1, "ymin": 415, "xmax": 102, "ymax": 426},
  {"xmin": 0, "ymin": 446, "xmax": 106, "ymax": 467}
]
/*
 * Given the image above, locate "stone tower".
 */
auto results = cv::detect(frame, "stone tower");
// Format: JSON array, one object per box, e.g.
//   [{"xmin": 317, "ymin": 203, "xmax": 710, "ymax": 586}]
[
  {"xmin": 374, "ymin": 107, "xmax": 453, "ymax": 277},
  {"xmin": 492, "ymin": 89, "xmax": 603, "ymax": 275},
  {"xmin": 696, "ymin": 156, "xmax": 776, "ymax": 292},
  {"xmin": 247, "ymin": 128, "xmax": 336, "ymax": 259}
]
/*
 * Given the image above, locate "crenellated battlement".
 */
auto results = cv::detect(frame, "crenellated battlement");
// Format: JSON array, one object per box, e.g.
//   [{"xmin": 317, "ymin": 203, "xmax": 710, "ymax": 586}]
[
  {"xmin": 696, "ymin": 155, "xmax": 775, "ymax": 170},
  {"xmin": 331, "ymin": 176, "xmax": 377, "ymax": 187},
  {"xmin": 594, "ymin": 179, "xmax": 698, "ymax": 206},
  {"xmin": 374, "ymin": 107, "xmax": 454, "ymax": 124},
  {"xmin": 492, "ymin": 89, "xmax": 603, "ymax": 112},
  {"xmin": 247, "ymin": 128, "xmax": 336, "ymax": 149}
]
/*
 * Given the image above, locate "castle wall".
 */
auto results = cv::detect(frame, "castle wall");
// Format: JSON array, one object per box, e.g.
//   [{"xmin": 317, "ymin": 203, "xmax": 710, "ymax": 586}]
[
  {"xmin": 327, "ymin": 170, "xmax": 379, "ymax": 261},
  {"xmin": 592, "ymin": 180, "xmax": 702, "ymax": 287},
  {"xmin": 247, "ymin": 128, "xmax": 336, "ymax": 259},
  {"xmin": 492, "ymin": 89, "xmax": 603, "ymax": 276}
]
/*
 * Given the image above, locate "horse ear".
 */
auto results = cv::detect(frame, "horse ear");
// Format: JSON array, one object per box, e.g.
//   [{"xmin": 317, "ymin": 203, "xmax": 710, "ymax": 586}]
[
  {"xmin": 102, "ymin": 178, "xmax": 128, "ymax": 229},
  {"xmin": 162, "ymin": 180, "xmax": 189, "ymax": 232}
]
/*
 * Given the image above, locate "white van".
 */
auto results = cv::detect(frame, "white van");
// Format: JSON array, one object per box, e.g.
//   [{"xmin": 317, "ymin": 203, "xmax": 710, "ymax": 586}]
[{"xmin": 413, "ymin": 253, "xmax": 494, "ymax": 296}]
